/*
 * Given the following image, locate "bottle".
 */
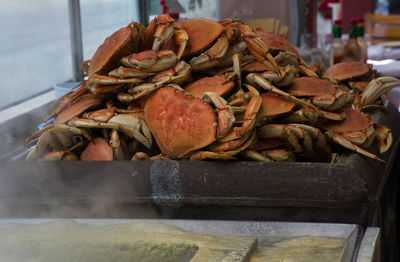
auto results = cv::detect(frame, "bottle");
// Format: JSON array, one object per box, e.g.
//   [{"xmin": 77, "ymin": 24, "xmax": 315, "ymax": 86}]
[
  {"xmin": 332, "ymin": 20, "xmax": 346, "ymax": 64},
  {"xmin": 342, "ymin": 19, "xmax": 362, "ymax": 62},
  {"xmin": 356, "ymin": 17, "xmax": 368, "ymax": 62}
]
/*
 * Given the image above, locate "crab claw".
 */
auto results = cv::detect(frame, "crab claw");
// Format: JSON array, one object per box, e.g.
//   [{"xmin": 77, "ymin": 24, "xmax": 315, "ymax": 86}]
[
  {"xmin": 202, "ymin": 92, "xmax": 235, "ymax": 138},
  {"xmin": 361, "ymin": 76, "xmax": 400, "ymax": 107},
  {"xmin": 374, "ymin": 124, "xmax": 393, "ymax": 154}
]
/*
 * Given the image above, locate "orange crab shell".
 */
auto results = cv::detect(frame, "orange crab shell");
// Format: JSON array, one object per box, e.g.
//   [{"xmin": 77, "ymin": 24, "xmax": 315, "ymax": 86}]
[
  {"xmin": 144, "ymin": 86, "xmax": 217, "ymax": 158},
  {"xmin": 184, "ymin": 75, "xmax": 234, "ymax": 98},
  {"xmin": 177, "ymin": 18, "xmax": 225, "ymax": 58},
  {"xmin": 54, "ymin": 95, "xmax": 103, "ymax": 124},
  {"xmin": 322, "ymin": 62, "xmax": 372, "ymax": 83},
  {"xmin": 285, "ymin": 77, "xmax": 340, "ymax": 97},
  {"xmin": 320, "ymin": 108, "xmax": 371, "ymax": 133},
  {"xmin": 255, "ymin": 28, "xmax": 300, "ymax": 57},
  {"xmin": 88, "ymin": 22, "xmax": 145, "ymax": 77},
  {"xmin": 81, "ymin": 137, "xmax": 113, "ymax": 161},
  {"xmin": 257, "ymin": 93, "xmax": 296, "ymax": 118}
]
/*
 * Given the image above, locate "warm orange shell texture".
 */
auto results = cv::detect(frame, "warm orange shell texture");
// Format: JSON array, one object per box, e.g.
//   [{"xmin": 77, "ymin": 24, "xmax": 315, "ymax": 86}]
[
  {"xmin": 144, "ymin": 87, "xmax": 217, "ymax": 158},
  {"xmin": 258, "ymin": 93, "xmax": 295, "ymax": 117},
  {"xmin": 184, "ymin": 75, "xmax": 234, "ymax": 98},
  {"xmin": 322, "ymin": 62, "xmax": 372, "ymax": 82},
  {"xmin": 88, "ymin": 22, "xmax": 145, "ymax": 76},
  {"xmin": 255, "ymin": 28, "xmax": 300, "ymax": 57},
  {"xmin": 81, "ymin": 137, "xmax": 113, "ymax": 161},
  {"xmin": 177, "ymin": 18, "xmax": 225, "ymax": 57},
  {"xmin": 54, "ymin": 97, "xmax": 103, "ymax": 124},
  {"xmin": 321, "ymin": 108, "xmax": 371, "ymax": 133},
  {"xmin": 286, "ymin": 77, "xmax": 339, "ymax": 96}
]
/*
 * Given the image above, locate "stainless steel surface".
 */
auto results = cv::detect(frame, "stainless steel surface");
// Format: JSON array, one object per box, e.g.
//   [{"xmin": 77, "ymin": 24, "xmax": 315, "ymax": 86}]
[
  {"xmin": 68, "ymin": 0, "xmax": 84, "ymax": 82},
  {"xmin": 356, "ymin": 227, "xmax": 381, "ymax": 262},
  {"xmin": 0, "ymin": 219, "xmax": 360, "ymax": 262}
]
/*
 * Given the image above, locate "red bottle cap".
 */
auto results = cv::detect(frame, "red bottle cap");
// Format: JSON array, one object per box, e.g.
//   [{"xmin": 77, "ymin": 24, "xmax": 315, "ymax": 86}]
[
  {"xmin": 349, "ymin": 18, "xmax": 357, "ymax": 25},
  {"xmin": 357, "ymin": 17, "xmax": 365, "ymax": 24},
  {"xmin": 334, "ymin": 19, "xmax": 342, "ymax": 25}
]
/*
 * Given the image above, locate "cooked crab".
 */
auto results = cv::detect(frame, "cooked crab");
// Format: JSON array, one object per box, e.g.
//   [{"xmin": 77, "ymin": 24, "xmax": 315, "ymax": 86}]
[
  {"xmin": 320, "ymin": 108, "xmax": 392, "ymax": 162},
  {"xmin": 285, "ymin": 77, "xmax": 354, "ymax": 111}
]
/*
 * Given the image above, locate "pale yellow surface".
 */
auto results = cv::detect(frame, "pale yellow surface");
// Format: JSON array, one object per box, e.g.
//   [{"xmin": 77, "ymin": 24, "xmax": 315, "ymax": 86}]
[
  {"xmin": 250, "ymin": 236, "xmax": 346, "ymax": 262},
  {"xmin": 0, "ymin": 221, "xmax": 257, "ymax": 262}
]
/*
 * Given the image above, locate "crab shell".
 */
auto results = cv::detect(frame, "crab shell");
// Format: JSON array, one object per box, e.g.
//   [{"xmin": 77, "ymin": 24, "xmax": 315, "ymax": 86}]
[
  {"xmin": 81, "ymin": 137, "xmax": 113, "ymax": 161},
  {"xmin": 144, "ymin": 86, "xmax": 217, "ymax": 158},
  {"xmin": 285, "ymin": 77, "xmax": 352, "ymax": 111},
  {"xmin": 320, "ymin": 108, "xmax": 372, "ymax": 134},
  {"xmin": 54, "ymin": 95, "xmax": 103, "ymax": 124},
  {"xmin": 88, "ymin": 22, "xmax": 145, "ymax": 77},
  {"xmin": 322, "ymin": 62, "xmax": 373, "ymax": 84},
  {"xmin": 257, "ymin": 93, "xmax": 296, "ymax": 119},
  {"xmin": 255, "ymin": 28, "xmax": 300, "ymax": 57},
  {"xmin": 177, "ymin": 18, "xmax": 225, "ymax": 58},
  {"xmin": 184, "ymin": 75, "xmax": 234, "ymax": 98}
]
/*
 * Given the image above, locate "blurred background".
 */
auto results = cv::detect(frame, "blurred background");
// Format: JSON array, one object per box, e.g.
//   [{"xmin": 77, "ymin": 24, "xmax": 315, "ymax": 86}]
[{"xmin": 1, "ymin": 0, "xmax": 400, "ymax": 111}]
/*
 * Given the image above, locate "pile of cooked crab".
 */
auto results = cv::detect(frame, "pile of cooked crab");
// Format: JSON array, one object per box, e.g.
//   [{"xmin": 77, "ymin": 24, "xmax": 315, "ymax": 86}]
[{"xmin": 25, "ymin": 15, "xmax": 400, "ymax": 163}]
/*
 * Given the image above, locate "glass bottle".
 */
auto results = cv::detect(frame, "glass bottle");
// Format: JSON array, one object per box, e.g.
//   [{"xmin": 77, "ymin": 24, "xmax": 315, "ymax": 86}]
[
  {"xmin": 332, "ymin": 20, "xmax": 345, "ymax": 64},
  {"xmin": 357, "ymin": 17, "xmax": 368, "ymax": 62},
  {"xmin": 343, "ymin": 19, "xmax": 362, "ymax": 62}
]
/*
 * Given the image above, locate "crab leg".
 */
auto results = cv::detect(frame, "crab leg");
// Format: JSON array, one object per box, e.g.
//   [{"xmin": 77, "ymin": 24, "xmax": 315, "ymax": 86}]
[
  {"xmin": 121, "ymin": 50, "xmax": 178, "ymax": 72},
  {"xmin": 235, "ymin": 24, "xmax": 281, "ymax": 75},
  {"xmin": 232, "ymin": 53, "xmax": 242, "ymax": 89},
  {"xmin": 109, "ymin": 129, "xmax": 125, "ymax": 160},
  {"xmin": 89, "ymin": 75, "xmax": 144, "ymax": 86},
  {"xmin": 242, "ymin": 150, "xmax": 274, "ymax": 162},
  {"xmin": 326, "ymin": 132, "xmax": 385, "ymax": 163},
  {"xmin": 108, "ymin": 66, "xmax": 155, "ymax": 79},
  {"xmin": 288, "ymin": 123, "xmax": 331, "ymax": 158},
  {"xmin": 209, "ymin": 129, "xmax": 252, "ymax": 152},
  {"xmin": 240, "ymin": 84, "xmax": 262, "ymax": 135},
  {"xmin": 173, "ymin": 23, "xmax": 189, "ymax": 59},
  {"xmin": 41, "ymin": 151, "xmax": 79, "ymax": 161},
  {"xmin": 117, "ymin": 76, "xmax": 185, "ymax": 103},
  {"xmin": 71, "ymin": 114, "xmax": 152, "ymax": 148},
  {"xmin": 258, "ymin": 124, "xmax": 303, "ymax": 153},
  {"xmin": 190, "ymin": 132, "xmax": 256, "ymax": 160},
  {"xmin": 261, "ymin": 65, "xmax": 298, "ymax": 87}
]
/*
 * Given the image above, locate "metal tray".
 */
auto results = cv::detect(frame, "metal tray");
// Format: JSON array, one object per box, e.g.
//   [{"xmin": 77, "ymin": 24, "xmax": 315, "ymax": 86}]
[{"xmin": 0, "ymin": 219, "xmax": 362, "ymax": 262}]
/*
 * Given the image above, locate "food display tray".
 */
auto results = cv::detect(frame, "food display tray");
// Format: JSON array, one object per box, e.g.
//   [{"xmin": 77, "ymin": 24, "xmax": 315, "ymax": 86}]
[{"xmin": 0, "ymin": 102, "xmax": 399, "ymax": 226}]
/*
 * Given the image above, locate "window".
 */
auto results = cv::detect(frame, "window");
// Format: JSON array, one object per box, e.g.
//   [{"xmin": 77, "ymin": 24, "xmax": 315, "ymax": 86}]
[
  {"xmin": 0, "ymin": 0, "xmax": 140, "ymax": 110},
  {"xmin": 81, "ymin": 0, "xmax": 140, "ymax": 61},
  {"xmin": 0, "ymin": 0, "xmax": 72, "ymax": 110}
]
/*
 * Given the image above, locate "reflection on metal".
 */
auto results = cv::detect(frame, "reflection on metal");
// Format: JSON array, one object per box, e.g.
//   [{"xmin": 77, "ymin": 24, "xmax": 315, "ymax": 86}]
[
  {"xmin": 68, "ymin": 0, "xmax": 84, "ymax": 82},
  {"xmin": 139, "ymin": 0, "xmax": 150, "ymax": 26},
  {"xmin": 356, "ymin": 227, "xmax": 381, "ymax": 262}
]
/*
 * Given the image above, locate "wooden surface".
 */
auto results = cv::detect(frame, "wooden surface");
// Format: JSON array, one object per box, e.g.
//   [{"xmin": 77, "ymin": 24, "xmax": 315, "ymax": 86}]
[
  {"xmin": 0, "ymin": 152, "xmax": 387, "ymax": 225},
  {"xmin": 366, "ymin": 13, "xmax": 400, "ymax": 44}
]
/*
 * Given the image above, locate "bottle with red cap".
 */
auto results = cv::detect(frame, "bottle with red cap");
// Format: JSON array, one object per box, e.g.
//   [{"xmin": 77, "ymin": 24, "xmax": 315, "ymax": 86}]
[
  {"xmin": 356, "ymin": 17, "xmax": 368, "ymax": 62},
  {"xmin": 332, "ymin": 19, "xmax": 345, "ymax": 64},
  {"xmin": 343, "ymin": 18, "xmax": 362, "ymax": 62}
]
